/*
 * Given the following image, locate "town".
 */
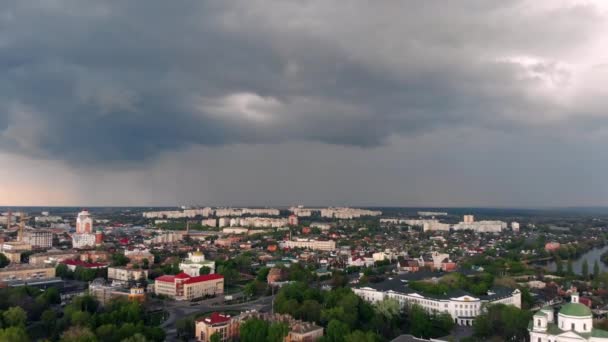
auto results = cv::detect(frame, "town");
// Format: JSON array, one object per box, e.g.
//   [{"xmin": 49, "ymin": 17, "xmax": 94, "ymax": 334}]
[{"xmin": 0, "ymin": 206, "xmax": 607, "ymax": 341}]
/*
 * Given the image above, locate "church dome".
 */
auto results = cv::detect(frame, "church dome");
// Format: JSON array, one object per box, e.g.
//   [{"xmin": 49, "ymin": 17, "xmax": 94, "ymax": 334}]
[{"xmin": 559, "ymin": 303, "xmax": 592, "ymax": 317}]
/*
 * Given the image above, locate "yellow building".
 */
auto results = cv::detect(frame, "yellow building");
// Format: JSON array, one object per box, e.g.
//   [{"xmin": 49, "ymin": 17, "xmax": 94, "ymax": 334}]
[{"xmin": 0, "ymin": 264, "xmax": 55, "ymax": 282}]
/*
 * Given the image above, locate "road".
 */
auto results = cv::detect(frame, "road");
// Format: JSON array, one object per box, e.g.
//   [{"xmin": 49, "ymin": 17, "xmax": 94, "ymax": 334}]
[{"xmin": 155, "ymin": 295, "xmax": 275, "ymax": 341}]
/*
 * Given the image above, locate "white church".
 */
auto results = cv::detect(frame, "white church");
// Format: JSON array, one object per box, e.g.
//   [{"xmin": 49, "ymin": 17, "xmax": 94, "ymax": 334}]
[{"xmin": 529, "ymin": 292, "xmax": 608, "ymax": 341}]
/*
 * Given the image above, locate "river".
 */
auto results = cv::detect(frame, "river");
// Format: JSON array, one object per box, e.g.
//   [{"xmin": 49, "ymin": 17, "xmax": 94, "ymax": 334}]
[{"xmin": 540, "ymin": 245, "xmax": 608, "ymax": 275}]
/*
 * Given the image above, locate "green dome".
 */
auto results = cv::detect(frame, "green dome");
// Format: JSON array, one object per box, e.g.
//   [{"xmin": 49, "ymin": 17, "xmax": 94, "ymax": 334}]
[{"xmin": 560, "ymin": 303, "xmax": 592, "ymax": 317}]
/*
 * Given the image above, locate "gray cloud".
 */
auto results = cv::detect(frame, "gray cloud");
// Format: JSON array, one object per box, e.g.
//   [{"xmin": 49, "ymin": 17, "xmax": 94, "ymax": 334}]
[
  {"xmin": 1, "ymin": 1, "xmax": 608, "ymax": 206},
  {"xmin": 1, "ymin": 0, "xmax": 606, "ymax": 165}
]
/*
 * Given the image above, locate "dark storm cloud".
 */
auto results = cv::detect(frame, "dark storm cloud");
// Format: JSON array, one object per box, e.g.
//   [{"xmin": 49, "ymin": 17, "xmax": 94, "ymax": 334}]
[{"xmin": 0, "ymin": 0, "xmax": 606, "ymax": 164}]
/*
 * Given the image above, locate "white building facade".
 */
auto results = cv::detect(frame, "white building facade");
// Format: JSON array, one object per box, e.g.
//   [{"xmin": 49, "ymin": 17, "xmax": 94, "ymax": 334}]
[
  {"xmin": 529, "ymin": 293, "xmax": 608, "ymax": 342},
  {"xmin": 354, "ymin": 280, "xmax": 521, "ymax": 326}
]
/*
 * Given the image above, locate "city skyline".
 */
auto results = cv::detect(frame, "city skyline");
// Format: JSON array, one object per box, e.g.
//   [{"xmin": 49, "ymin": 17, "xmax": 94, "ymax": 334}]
[{"xmin": 1, "ymin": 0, "xmax": 608, "ymax": 206}]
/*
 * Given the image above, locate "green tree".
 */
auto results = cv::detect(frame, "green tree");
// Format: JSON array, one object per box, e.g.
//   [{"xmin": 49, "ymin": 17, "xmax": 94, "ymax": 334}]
[
  {"xmin": 142, "ymin": 258, "xmax": 149, "ymax": 269},
  {"xmin": 175, "ymin": 318, "xmax": 194, "ymax": 340},
  {"xmin": 43, "ymin": 287, "xmax": 61, "ymax": 304},
  {"xmin": 567, "ymin": 259, "xmax": 574, "ymax": 276},
  {"xmin": 344, "ymin": 330, "xmax": 378, "ymax": 342},
  {"xmin": 0, "ymin": 253, "xmax": 10, "ymax": 268},
  {"xmin": 325, "ymin": 319, "xmax": 350, "ymax": 342},
  {"xmin": 2, "ymin": 306, "xmax": 27, "ymax": 327},
  {"xmin": 408, "ymin": 305, "xmax": 433, "ymax": 338},
  {"xmin": 56, "ymin": 263, "xmax": 71, "ymax": 278},
  {"xmin": 240, "ymin": 318, "xmax": 269, "ymax": 342},
  {"xmin": 111, "ymin": 253, "xmax": 130, "ymax": 267},
  {"xmin": 210, "ymin": 333, "xmax": 221, "ymax": 342},
  {"xmin": 121, "ymin": 333, "xmax": 147, "ymax": 342},
  {"xmin": 70, "ymin": 310, "xmax": 91, "ymax": 326},
  {"xmin": 582, "ymin": 259, "xmax": 589, "ymax": 279},
  {"xmin": 199, "ymin": 266, "xmax": 211, "ymax": 275},
  {"xmin": 594, "ymin": 260, "xmax": 600, "ymax": 285},
  {"xmin": 217, "ymin": 265, "xmax": 239, "ymax": 283},
  {"xmin": 268, "ymin": 322, "xmax": 289, "ymax": 342},
  {"xmin": 297, "ymin": 300, "xmax": 322, "ymax": 322},
  {"xmin": 41, "ymin": 309, "xmax": 57, "ymax": 329},
  {"xmin": 256, "ymin": 267, "xmax": 270, "ymax": 282},
  {"xmin": 60, "ymin": 326, "xmax": 97, "ymax": 342},
  {"xmin": 473, "ymin": 304, "xmax": 531, "ymax": 341},
  {"xmin": 374, "ymin": 298, "xmax": 400, "ymax": 320},
  {"xmin": 0, "ymin": 326, "xmax": 29, "ymax": 342},
  {"xmin": 96, "ymin": 324, "xmax": 118, "ymax": 342}
]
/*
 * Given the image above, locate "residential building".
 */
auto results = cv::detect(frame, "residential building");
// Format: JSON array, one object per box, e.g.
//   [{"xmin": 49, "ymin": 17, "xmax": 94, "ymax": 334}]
[
  {"xmin": 423, "ymin": 221, "xmax": 451, "ymax": 232},
  {"xmin": 452, "ymin": 220, "xmax": 506, "ymax": 233},
  {"xmin": 288, "ymin": 215, "xmax": 299, "ymax": 226},
  {"xmin": 195, "ymin": 312, "xmax": 235, "ymax": 342},
  {"xmin": 61, "ymin": 259, "xmax": 107, "ymax": 271},
  {"xmin": 529, "ymin": 293, "xmax": 608, "ymax": 341},
  {"xmin": 72, "ymin": 233, "xmax": 97, "ymax": 249},
  {"xmin": 107, "ymin": 267, "xmax": 148, "ymax": 283},
  {"xmin": 124, "ymin": 249, "xmax": 154, "ymax": 265},
  {"xmin": 0, "ymin": 264, "xmax": 56, "ymax": 282},
  {"xmin": 154, "ymin": 273, "xmax": 224, "ymax": 300},
  {"xmin": 1, "ymin": 241, "xmax": 32, "ymax": 263},
  {"xmin": 202, "ymin": 218, "xmax": 217, "ymax": 227},
  {"xmin": 24, "ymin": 230, "xmax": 53, "ymax": 248},
  {"xmin": 89, "ymin": 279, "xmax": 145, "ymax": 305},
  {"xmin": 195, "ymin": 311, "xmax": 323, "ymax": 342},
  {"xmin": 29, "ymin": 249, "xmax": 79, "ymax": 265},
  {"xmin": 511, "ymin": 222, "xmax": 520, "ymax": 232},
  {"xmin": 280, "ymin": 239, "xmax": 336, "ymax": 251},
  {"xmin": 354, "ymin": 277, "xmax": 521, "ymax": 326}
]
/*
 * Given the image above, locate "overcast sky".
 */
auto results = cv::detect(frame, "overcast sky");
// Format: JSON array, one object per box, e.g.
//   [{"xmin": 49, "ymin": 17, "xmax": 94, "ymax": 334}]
[{"xmin": 1, "ymin": 0, "xmax": 608, "ymax": 207}]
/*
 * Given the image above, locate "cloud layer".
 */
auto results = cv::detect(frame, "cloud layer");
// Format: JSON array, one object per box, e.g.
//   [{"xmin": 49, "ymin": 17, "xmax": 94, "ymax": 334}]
[{"xmin": 0, "ymin": 0, "xmax": 607, "ymax": 205}]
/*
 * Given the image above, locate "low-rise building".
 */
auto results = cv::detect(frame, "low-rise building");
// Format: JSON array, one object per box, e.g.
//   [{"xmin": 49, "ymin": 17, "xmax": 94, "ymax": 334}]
[
  {"xmin": 0, "ymin": 264, "xmax": 56, "ymax": 282},
  {"xmin": 61, "ymin": 259, "xmax": 107, "ymax": 271},
  {"xmin": 29, "ymin": 250, "xmax": 79, "ymax": 265},
  {"xmin": 154, "ymin": 273, "xmax": 224, "ymax": 300},
  {"xmin": 107, "ymin": 267, "xmax": 148, "ymax": 283},
  {"xmin": 89, "ymin": 279, "xmax": 146, "ymax": 305},
  {"xmin": 124, "ymin": 249, "xmax": 154, "ymax": 265},
  {"xmin": 354, "ymin": 276, "xmax": 521, "ymax": 326},
  {"xmin": 195, "ymin": 311, "xmax": 323, "ymax": 342}
]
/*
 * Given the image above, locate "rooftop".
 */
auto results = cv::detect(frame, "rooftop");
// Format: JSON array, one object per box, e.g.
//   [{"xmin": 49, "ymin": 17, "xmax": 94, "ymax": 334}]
[{"xmin": 559, "ymin": 303, "xmax": 592, "ymax": 317}]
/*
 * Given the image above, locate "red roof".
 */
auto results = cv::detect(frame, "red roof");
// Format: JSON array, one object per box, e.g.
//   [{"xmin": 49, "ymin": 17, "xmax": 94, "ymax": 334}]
[
  {"xmin": 198, "ymin": 312, "xmax": 231, "ymax": 325},
  {"xmin": 61, "ymin": 259, "xmax": 107, "ymax": 268},
  {"xmin": 155, "ymin": 273, "xmax": 224, "ymax": 284},
  {"xmin": 184, "ymin": 274, "xmax": 223, "ymax": 284},
  {"xmin": 155, "ymin": 275, "xmax": 176, "ymax": 282}
]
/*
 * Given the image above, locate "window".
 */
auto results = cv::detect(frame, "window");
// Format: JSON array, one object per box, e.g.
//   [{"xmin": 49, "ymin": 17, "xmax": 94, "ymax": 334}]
[
  {"xmin": 571, "ymin": 323, "xmax": 575, "ymax": 330},
  {"xmin": 537, "ymin": 319, "xmax": 541, "ymax": 327},
  {"xmin": 538, "ymin": 338, "xmax": 541, "ymax": 342},
  {"xmin": 584, "ymin": 323, "xmax": 587, "ymax": 330}
]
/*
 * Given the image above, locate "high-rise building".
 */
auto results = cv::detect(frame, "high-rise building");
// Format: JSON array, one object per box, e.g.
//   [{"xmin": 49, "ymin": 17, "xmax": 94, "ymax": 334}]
[
  {"xmin": 24, "ymin": 230, "xmax": 53, "ymax": 249},
  {"xmin": 76, "ymin": 210, "xmax": 93, "ymax": 234},
  {"xmin": 289, "ymin": 215, "xmax": 299, "ymax": 226}
]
